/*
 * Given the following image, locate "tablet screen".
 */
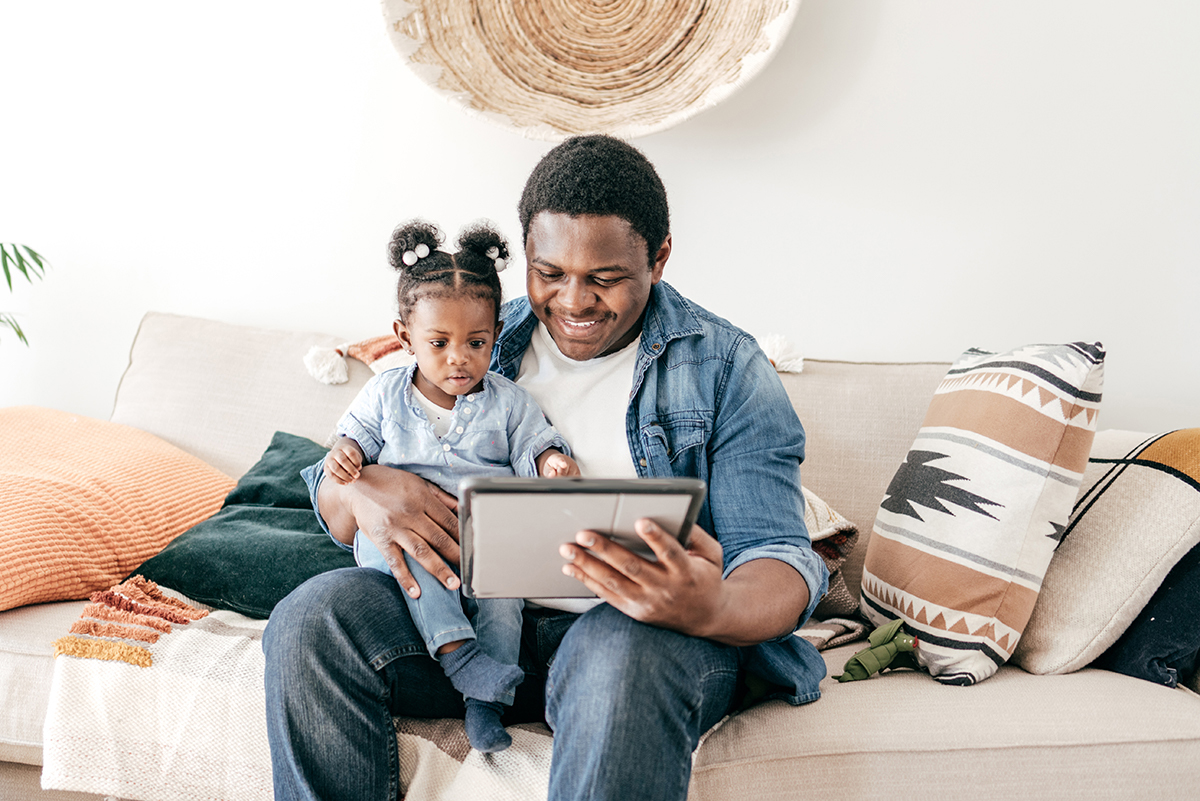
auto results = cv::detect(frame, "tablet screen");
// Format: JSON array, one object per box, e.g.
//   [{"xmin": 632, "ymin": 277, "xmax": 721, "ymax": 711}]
[{"xmin": 460, "ymin": 478, "xmax": 706, "ymax": 599}]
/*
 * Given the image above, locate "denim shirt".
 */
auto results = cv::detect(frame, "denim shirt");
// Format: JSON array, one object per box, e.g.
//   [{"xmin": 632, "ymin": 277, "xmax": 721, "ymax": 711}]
[
  {"xmin": 301, "ymin": 365, "xmax": 569, "ymax": 551},
  {"xmin": 494, "ymin": 281, "xmax": 830, "ymax": 705},
  {"xmin": 332, "ymin": 363, "xmax": 569, "ymax": 495}
]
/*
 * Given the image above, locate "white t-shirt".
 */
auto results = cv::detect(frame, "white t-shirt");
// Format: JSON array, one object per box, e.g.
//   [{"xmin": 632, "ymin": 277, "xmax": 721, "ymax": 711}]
[
  {"xmin": 517, "ymin": 322, "xmax": 640, "ymax": 479},
  {"xmin": 516, "ymin": 322, "xmax": 641, "ymax": 612},
  {"xmin": 410, "ymin": 385, "xmax": 453, "ymax": 439}
]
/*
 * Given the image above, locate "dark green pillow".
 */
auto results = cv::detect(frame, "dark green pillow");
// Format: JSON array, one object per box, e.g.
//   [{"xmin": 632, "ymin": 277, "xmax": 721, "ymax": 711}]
[{"xmin": 134, "ymin": 431, "xmax": 357, "ymax": 618}]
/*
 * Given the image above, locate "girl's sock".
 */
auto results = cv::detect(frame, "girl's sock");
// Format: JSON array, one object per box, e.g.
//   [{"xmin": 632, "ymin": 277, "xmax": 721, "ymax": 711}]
[
  {"xmin": 464, "ymin": 699, "xmax": 512, "ymax": 753},
  {"xmin": 439, "ymin": 640, "xmax": 523, "ymax": 703}
]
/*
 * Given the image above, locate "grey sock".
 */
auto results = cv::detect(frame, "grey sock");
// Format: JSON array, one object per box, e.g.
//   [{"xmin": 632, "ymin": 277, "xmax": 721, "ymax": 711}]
[
  {"xmin": 439, "ymin": 640, "xmax": 524, "ymax": 703},
  {"xmin": 464, "ymin": 699, "xmax": 512, "ymax": 753}
]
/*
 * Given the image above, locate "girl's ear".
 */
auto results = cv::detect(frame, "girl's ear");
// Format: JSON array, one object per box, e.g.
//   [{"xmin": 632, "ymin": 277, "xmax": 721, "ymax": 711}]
[
  {"xmin": 394, "ymin": 319, "xmax": 414, "ymax": 354},
  {"xmin": 494, "ymin": 320, "xmax": 504, "ymax": 340}
]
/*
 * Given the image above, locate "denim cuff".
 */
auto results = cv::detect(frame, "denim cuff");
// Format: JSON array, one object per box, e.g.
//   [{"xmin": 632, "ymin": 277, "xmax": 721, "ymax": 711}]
[
  {"xmin": 336, "ymin": 418, "xmax": 382, "ymax": 463},
  {"xmin": 513, "ymin": 429, "xmax": 572, "ymax": 478},
  {"xmin": 723, "ymin": 543, "xmax": 830, "ymax": 634}
]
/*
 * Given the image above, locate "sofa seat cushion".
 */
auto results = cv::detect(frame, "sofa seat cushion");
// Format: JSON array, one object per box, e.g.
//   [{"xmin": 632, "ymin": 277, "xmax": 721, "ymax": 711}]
[
  {"xmin": 0, "ymin": 600, "xmax": 88, "ymax": 765},
  {"xmin": 689, "ymin": 643, "xmax": 1200, "ymax": 800}
]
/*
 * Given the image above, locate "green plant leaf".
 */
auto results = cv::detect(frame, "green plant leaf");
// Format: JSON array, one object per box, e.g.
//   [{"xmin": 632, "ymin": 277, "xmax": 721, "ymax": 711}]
[
  {"xmin": 1, "ymin": 246, "xmax": 12, "ymax": 291},
  {"xmin": 0, "ymin": 312, "xmax": 30, "ymax": 346},
  {"xmin": 18, "ymin": 245, "xmax": 47, "ymax": 279},
  {"xmin": 1, "ymin": 243, "xmax": 49, "ymax": 289}
]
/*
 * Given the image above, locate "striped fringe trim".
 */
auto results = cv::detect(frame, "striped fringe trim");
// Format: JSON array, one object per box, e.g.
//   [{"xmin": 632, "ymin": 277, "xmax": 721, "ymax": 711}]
[{"xmin": 52, "ymin": 575, "xmax": 207, "ymax": 668}]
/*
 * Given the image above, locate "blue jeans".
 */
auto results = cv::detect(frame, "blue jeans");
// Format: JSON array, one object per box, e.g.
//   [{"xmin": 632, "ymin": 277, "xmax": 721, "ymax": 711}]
[
  {"xmin": 354, "ymin": 531, "xmax": 524, "ymax": 704},
  {"xmin": 263, "ymin": 568, "xmax": 743, "ymax": 801}
]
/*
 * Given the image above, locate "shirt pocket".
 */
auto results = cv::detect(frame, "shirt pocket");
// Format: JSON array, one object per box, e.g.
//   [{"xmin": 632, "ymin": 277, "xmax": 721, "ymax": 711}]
[
  {"xmin": 456, "ymin": 426, "xmax": 513, "ymax": 468},
  {"xmin": 640, "ymin": 413, "xmax": 710, "ymax": 477}
]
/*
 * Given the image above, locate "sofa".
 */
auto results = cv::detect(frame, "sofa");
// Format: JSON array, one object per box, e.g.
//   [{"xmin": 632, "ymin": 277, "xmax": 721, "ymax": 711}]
[{"xmin": 2, "ymin": 310, "xmax": 1198, "ymax": 800}]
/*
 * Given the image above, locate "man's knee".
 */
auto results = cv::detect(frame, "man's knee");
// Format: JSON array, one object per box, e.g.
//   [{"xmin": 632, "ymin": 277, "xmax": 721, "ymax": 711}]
[
  {"xmin": 264, "ymin": 567, "xmax": 412, "ymax": 663},
  {"xmin": 546, "ymin": 605, "xmax": 737, "ymax": 722}
]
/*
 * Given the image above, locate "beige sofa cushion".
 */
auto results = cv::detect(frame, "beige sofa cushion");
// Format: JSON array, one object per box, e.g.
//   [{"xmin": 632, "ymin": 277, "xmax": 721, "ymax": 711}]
[
  {"xmin": 777, "ymin": 360, "xmax": 950, "ymax": 598},
  {"xmin": 110, "ymin": 312, "xmax": 374, "ymax": 480},
  {"xmin": 690, "ymin": 643, "xmax": 1200, "ymax": 800},
  {"xmin": 0, "ymin": 600, "xmax": 88, "ymax": 765}
]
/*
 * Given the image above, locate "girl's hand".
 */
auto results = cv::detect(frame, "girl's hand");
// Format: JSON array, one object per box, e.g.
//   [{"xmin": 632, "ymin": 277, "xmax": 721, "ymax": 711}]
[
  {"xmin": 324, "ymin": 437, "xmax": 365, "ymax": 484},
  {"xmin": 537, "ymin": 449, "xmax": 581, "ymax": 478}
]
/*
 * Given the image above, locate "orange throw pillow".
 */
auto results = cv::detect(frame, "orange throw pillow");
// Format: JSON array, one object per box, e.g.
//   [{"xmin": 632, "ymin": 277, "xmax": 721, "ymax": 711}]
[{"xmin": 0, "ymin": 407, "xmax": 235, "ymax": 611}]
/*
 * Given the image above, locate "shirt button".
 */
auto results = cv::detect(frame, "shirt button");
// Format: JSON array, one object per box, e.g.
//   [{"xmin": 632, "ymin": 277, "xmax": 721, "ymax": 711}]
[
  {"xmin": 456, "ymin": 426, "xmax": 464, "ymax": 434},
  {"xmin": 639, "ymin": 458, "xmax": 647, "ymax": 467},
  {"xmin": 466, "ymin": 393, "xmax": 476, "ymax": 402},
  {"xmin": 443, "ymin": 444, "xmax": 451, "ymax": 452},
  {"xmin": 463, "ymin": 407, "xmax": 472, "ymax": 415}
]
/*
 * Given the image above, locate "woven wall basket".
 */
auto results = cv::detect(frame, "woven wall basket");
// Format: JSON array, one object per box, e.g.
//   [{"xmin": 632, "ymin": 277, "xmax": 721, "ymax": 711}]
[{"xmin": 380, "ymin": 0, "xmax": 801, "ymax": 141}]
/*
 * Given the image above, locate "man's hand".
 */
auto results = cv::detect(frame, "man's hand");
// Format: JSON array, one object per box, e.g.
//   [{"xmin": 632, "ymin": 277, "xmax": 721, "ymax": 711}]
[
  {"xmin": 559, "ymin": 519, "xmax": 727, "ymax": 638},
  {"xmin": 319, "ymin": 464, "xmax": 461, "ymax": 598},
  {"xmin": 559, "ymin": 518, "xmax": 810, "ymax": 646}
]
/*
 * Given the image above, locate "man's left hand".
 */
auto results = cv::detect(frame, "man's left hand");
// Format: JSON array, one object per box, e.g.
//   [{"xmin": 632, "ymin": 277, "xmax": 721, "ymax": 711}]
[{"xmin": 559, "ymin": 519, "xmax": 727, "ymax": 639}]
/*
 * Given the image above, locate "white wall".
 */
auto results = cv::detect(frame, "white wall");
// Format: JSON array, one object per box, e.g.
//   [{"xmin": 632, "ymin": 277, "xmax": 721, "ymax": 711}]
[{"xmin": 2, "ymin": 0, "xmax": 1196, "ymax": 432}]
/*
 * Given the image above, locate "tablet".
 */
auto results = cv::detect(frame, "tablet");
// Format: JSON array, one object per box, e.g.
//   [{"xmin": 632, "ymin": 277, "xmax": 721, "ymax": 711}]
[{"xmin": 459, "ymin": 476, "xmax": 707, "ymax": 599}]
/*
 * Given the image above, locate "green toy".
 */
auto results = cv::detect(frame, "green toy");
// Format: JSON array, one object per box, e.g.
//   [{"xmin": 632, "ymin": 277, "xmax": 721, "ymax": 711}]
[{"xmin": 835, "ymin": 618, "xmax": 919, "ymax": 682}]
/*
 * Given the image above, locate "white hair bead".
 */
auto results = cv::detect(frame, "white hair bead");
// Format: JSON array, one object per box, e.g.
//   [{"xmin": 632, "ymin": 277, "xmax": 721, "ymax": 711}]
[
  {"xmin": 402, "ymin": 250, "xmax": 418, "ymax": 266},
  {"xmin": 494, "ymin": 258, "xmax": 507, "ymax": 272},
  {"xmin": 486, "ymin": 246, "xmax": 500, "ymax": 259},
  {"xmin": 415, "ymin": 243, "xmax": 430, "ymax": 258}
]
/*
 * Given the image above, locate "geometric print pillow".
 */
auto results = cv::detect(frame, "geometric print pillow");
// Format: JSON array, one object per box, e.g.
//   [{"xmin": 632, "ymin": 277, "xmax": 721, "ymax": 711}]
[{"xmin": 860, "ymin": 342, "xmax": 1105, "ymax": 685}]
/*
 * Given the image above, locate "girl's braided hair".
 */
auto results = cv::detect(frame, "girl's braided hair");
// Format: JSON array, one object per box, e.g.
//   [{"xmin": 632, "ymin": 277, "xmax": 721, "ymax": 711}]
[{"xmin": 387, "ymin": 219, "xmax": 509, "ymax": 323}]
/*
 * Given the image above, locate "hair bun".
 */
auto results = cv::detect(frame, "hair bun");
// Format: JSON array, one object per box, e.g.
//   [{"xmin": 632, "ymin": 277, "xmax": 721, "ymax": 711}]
[
  {"xmin": 457, "ymin": 221, "xmax": 510, "ymax": 273},
  {"xmin": 389, "ymin": 220, "xmax": 443, "ymax": 271}
]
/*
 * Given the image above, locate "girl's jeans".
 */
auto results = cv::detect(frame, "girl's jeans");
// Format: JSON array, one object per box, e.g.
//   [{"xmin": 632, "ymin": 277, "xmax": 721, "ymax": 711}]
[
  {"xmin": 263, "ymin": 568, "xmax": 741, "ymax": 801},
  {"xmin": 353, "ymin": 531, "xmax": 524, "ymax": 705}
]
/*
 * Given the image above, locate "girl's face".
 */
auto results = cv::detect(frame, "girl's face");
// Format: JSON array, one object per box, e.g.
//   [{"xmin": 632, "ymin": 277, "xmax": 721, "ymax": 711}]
[{"xmin": 394, "ymin": 294, "xmax": 501, "ymax": 410}]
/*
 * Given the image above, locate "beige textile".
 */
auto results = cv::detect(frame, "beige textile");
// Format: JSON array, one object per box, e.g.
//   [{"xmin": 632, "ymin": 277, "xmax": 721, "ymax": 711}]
[
  {"xmin": 111, "ymin": 312, "xmax": 373, "ymax": 480},
  {"xmin": 380, "ymin": 0, "xmax": 801, "ymax": 140},
  {"xmin": 1015, "ymin": 428, "xmax": 1200, "ymax": 674},
  {"xmin": 0, "ymin": 600, "xmax": 87, "ymax": 765},
  {"xmin": 689, "ymin": 643, "xmax": 1200, "ymax": 801},
  {"xmin": 776, "ymin": 359, "xmax": 950, "ymax": 597}
]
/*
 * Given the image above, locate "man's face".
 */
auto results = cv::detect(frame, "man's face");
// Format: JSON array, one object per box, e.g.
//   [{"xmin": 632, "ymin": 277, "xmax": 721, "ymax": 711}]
[{"xmin": 524, "ymin": 212, "xmax": 670, "ymax": 362}]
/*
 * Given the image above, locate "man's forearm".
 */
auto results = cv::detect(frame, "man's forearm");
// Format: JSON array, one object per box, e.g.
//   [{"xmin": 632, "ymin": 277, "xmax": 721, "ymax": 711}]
[
  {"xmin": 315, "ymin": 471, "xmax": 359, "ymax": 546},
  {"xmin": 702, "ymin": 559, "xmax": 810, "ymax": 647}
]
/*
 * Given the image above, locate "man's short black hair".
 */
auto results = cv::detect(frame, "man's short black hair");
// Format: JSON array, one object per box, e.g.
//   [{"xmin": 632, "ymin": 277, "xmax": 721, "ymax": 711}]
[{"xmin": 518, "ymin": 135, "xmax": 670, "ymax": 266}]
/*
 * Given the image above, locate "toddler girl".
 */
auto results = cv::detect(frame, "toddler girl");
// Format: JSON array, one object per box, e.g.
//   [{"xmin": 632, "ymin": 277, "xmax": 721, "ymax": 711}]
[{"xmin": 323, "ymin": 219, "xmax": 578, "ymax": 752}]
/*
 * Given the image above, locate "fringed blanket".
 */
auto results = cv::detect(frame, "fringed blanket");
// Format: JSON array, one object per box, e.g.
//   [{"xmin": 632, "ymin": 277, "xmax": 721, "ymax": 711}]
[{"xmin": 42, "ymin": 577, "xmax": 865, "ymax": 801}]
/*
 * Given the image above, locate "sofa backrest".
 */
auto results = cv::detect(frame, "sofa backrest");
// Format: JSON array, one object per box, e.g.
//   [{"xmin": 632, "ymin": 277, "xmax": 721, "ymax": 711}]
[
  {"xmin": 777, "ymin": 361, "xmax": 948, "ymax": 597},
  {"xmin": 110, "ymin": 312, "xmax": 374, "ymax": 479},
  {"xmin": 110, "ymin": 311, "xmax": 951, "ymax": 602}
]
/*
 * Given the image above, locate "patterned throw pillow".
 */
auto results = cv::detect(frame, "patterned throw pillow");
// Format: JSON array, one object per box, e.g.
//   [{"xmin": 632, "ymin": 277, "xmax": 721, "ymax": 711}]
[
  {"xmin": 860, "ymin": 342, "xmax": 1105, "ymax": 685},
  {"xmin": 1013, "ymin": 428, "xmax": 1200, "ymax": 676}
]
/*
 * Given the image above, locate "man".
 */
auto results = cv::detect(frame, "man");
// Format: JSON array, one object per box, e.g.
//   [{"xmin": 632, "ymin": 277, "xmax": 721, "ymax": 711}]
[{"xmin": 264, "ymin": 135, "xmax": 828, "ymax": 801}]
